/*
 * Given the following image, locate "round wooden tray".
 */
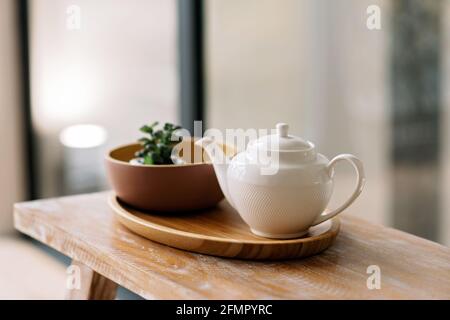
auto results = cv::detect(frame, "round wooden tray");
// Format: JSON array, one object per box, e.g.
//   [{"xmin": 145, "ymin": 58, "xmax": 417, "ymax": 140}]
[{"xmin": 109, "ymin": 194, "xmax": 340, "ymax": 260}]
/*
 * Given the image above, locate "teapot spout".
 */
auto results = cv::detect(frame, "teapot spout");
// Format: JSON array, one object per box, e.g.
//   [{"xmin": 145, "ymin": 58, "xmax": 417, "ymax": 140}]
[{"xmin": 195, "ymin": 137, "xmax": 235, "ymax": 208}]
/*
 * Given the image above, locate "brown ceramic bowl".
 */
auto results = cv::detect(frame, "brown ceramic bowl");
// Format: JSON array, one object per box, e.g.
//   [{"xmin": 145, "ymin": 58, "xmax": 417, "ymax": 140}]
[{"xmin": 106, "ymin": 139, "xmax": 230, "ymax": 212}]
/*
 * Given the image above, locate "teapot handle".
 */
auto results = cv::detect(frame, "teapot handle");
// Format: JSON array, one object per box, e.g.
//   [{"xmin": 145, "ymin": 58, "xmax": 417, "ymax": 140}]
[{"xmin": 312, "ymin": 154, "xmax": 365, "ymax": 226}]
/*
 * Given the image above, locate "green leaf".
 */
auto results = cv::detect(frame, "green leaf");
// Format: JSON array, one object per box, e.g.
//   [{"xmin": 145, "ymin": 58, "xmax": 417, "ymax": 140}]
[
  {"xmin": 140, "ymin": 122, "xmax": 159, "ymax": 134},
  {"xmin": 135, "ymin": 150, "xmax": 145, "ymax": 158},
  {"xmin": 143, "ymin": 154, "xmax": 154, "ymax": 165},
  {"xmin": 154, "ymin": 130, "xmax": 163, "ymax": 139},
  {"xmin": 139, "ymin": 125, "xmax": 153, "ymax": 134},
  {"xmin": 151, "ymin": 152, "xmax": 163, "ymax": 164},
  {"xmin": 138, "ymin": 137, "xmax": 150, "ymax": 144},
  {"xmin": 144, "ymin": 143, "xmax": 156, "ymax": 151}
]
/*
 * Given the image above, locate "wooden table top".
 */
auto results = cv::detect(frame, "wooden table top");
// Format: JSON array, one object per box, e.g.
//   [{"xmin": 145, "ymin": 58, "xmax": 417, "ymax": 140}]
[{"xmin": 14, "ymin": 192, "xmax": 450, "ymax": 299}]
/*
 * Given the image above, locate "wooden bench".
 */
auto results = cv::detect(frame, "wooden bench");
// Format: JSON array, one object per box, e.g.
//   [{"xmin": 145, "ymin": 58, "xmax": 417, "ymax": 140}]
[{"xmin": 14, "ymin": 191, "xmax": 450, "ymax": 299}]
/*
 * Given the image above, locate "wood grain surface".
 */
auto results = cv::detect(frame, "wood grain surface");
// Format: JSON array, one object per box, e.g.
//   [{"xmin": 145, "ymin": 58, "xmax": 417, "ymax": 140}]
[
  {"xmin": 14, "ymin": 192, "xmax": 450, "ymax": 299},
  {"xmin": 110, "ymin": 194, "xmax": 340, "ymax": 260}
]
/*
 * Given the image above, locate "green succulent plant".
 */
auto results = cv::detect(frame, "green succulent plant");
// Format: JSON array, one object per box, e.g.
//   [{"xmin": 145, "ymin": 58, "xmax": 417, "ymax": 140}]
[{"xmin": 134, "ymin": 122, "xmax": 182, "ymax": 165}]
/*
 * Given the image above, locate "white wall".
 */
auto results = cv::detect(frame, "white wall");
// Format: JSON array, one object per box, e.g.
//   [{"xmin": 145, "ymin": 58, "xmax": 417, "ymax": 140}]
[
  {"xmin": 206, "ymin": 0, "xmax": 391, "ymax": 225},
  {"xmin": 206, "ymin": 0, "xmax": 307, "ymax": 133},
  {"xmin": 0, "ymin": 0, "xmax": 26, "ymax": 234}
]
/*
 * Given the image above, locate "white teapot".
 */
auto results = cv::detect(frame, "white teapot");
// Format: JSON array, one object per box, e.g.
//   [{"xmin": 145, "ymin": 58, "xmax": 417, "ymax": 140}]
[{"xmin": 197, "ymin": 123, "xmax": 365, "ymax": 239}]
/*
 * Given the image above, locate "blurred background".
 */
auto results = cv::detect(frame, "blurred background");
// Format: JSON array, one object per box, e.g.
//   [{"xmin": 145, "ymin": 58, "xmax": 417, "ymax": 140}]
[{"xmin": 0, "ymin": 0, "xmax": 449, "ymax": 298}]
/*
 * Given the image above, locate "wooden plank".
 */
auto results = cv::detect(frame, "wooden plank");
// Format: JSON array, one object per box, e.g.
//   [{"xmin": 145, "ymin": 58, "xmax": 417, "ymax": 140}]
[
  {"xmin": 65, "ymin": 260, "xmax": 117, "ymax": 300},
  {"xmin": 14, "ymin": 192, "xmax": 450, "ymax": 299}
]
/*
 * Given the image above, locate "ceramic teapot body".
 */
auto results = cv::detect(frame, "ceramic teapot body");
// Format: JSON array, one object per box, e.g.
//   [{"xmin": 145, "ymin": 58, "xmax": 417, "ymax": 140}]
[{"xmin": 198, "ymin": 123, "xmax": 365, "ymax": 239}]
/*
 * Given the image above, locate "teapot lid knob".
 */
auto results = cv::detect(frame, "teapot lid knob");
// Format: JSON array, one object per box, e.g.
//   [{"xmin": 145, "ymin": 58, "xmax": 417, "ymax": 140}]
[{"xmin": 276, "ymin": 123, "xmax": 289, "ymax": 137}]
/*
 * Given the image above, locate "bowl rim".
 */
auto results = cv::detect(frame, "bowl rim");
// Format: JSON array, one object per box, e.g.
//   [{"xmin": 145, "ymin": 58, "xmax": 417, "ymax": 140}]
[{"xmin": 106, "ymin": 142, "xmax": 211, "ymax": 168}]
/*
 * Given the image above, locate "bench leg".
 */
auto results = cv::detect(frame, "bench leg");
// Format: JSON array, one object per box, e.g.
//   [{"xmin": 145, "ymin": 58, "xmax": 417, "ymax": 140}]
[{"xmin": 65, "ymin": 260, "xmax": 118, "ymax": 300}]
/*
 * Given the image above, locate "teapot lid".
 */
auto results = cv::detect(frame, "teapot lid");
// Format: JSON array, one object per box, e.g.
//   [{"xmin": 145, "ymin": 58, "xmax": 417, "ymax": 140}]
[{"xmin": 249, "ymin": 123, "xmax": 314, "ymax": 152}]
